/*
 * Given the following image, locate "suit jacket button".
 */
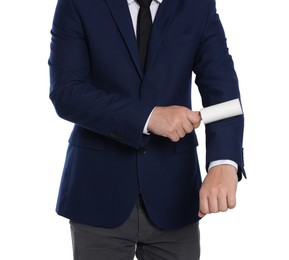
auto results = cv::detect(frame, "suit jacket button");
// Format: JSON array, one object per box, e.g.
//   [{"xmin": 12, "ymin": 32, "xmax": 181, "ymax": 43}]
[{"xmin": 139, "ymin": 148, "xmax": 147, "ymax": 154}]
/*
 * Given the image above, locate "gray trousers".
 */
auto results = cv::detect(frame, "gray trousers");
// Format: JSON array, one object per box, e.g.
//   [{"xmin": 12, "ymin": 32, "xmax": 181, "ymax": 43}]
[{"xmin": 70, "ymin": 196, "xmax": 200, "ymax": 260}]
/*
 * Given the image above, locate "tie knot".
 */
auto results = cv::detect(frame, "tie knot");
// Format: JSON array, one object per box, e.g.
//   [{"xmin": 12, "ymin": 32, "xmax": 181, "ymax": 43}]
[{"xmin": 136, "ymin": 0, "xmax": 152, "ymax": 8}]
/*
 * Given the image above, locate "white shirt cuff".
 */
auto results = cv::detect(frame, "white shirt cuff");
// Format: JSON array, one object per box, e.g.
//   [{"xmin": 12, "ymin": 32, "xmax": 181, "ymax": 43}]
[
  {"xmin": 208, "ymin": 160, "xmax": 238, "ymax": 171},
  {"xmin": 143, "ymin": 108, "xmax": 156, "ymax": 135}
]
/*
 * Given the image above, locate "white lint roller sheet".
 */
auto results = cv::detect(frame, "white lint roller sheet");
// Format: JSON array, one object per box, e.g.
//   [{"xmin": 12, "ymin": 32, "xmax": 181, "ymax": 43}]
[{"xmin": 200, "ymin": 99, "xmax": 243, "ymax": 124}]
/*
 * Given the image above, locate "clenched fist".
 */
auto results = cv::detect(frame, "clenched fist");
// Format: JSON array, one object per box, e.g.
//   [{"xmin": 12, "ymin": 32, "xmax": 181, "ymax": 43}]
[
  {"xmin": 148, "ymin": 106, "xmax": 201, "ymax": 142},
  {"xmin": 198, "ymin": 164, "xmax": 238, "ymax": 217}
]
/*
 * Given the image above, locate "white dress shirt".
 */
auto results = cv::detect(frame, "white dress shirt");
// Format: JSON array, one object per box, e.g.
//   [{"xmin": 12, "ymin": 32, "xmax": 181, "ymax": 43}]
[{"xmin": 127, "ymin": 0, "xmax": 238, "ymax": 171}]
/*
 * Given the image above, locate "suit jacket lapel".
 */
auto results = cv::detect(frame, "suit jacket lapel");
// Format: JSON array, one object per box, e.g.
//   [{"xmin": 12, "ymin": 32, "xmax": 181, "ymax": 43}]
[
  {"xmin": 105, "ymin": 0, "xmax": 143, "ymax": 78},
  {"xmin": 145, "ymin": 0, "xmax": 177, "ymax": 73}
]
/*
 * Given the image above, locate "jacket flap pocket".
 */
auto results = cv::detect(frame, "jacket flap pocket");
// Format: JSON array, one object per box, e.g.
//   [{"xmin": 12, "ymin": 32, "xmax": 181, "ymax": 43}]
[
  {"xmin": 69, "ymin": 126, "xmax": 105, "ymax": 151},
  {"xmin": 174, "ymin": 132, "xmax": 198, "ymax": 153}
]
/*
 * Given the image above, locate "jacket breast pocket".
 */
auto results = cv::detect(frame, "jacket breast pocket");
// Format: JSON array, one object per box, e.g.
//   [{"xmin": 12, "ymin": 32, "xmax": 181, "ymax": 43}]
[
  {"xmin": 68, "ymin": 126, "xmax": 105, "ymax": 151},
  {"xmin": 163, "ymin": 35, "xmax": 197, "ymax": 69},
  {"xmin": 164, "ymin": 35, "xmax": 195, "ymax": 48}
]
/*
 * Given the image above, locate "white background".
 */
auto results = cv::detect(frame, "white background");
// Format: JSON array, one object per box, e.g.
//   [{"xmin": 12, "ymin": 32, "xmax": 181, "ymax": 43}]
[{"xmin": 0, "ymin": 0, "xmax": 288, "ymax": 259}]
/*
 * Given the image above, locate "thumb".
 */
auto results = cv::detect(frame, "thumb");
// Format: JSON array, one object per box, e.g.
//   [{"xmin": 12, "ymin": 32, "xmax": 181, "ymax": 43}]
[{"xmin": 187, "ymin": 111, "xmax": 201, "ymax": 128}]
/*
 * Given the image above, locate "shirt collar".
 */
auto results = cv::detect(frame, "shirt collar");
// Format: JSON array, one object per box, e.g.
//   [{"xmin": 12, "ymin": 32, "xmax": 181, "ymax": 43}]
[{"xmin": 127, "ymin": 0, "xmax": 163, "ymax": 5}]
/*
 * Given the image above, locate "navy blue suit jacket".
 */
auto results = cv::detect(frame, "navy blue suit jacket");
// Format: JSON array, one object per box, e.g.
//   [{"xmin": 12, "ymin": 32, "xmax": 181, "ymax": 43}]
[{"xmin": 49, "ymin": 0, "xmax": 245, "ymax": 230}]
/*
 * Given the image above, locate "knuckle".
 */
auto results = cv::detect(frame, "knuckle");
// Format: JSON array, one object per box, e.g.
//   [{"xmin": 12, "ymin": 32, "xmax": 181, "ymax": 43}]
[
  {"xmin": 167, "ymin": 128, "xmax": 174, "ymax": 135},
  {"xmin": 208, "ymin": 188, "xmax": 218, "ymax": 196}
]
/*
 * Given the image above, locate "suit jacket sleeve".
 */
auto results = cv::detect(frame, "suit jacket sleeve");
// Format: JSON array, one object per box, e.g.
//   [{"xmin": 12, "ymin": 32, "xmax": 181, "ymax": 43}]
[
  {"xmin": 193, "ymin": 0, "xmax": 246, "ymax": 180},
  {"xmin": 48, "ymin": 0, "xmax": 154, "ymax": 149}
]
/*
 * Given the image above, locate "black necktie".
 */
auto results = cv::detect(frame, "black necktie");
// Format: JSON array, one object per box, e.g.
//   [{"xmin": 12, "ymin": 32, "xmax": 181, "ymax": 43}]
[{"xmin": 136, "ymin": 0, "xmax": 153, "ymax": 69}]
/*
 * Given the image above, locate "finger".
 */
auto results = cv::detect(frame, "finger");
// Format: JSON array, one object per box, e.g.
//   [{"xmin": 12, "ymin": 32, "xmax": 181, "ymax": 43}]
[
  {"xmin": 208, "ymin": 196, "xmax": 218, "ymax": 213},
  {"xmin": 182, "ymin": 121, "xmax": 194, "ymax": 134},
  {"xmin": 193, "ymin": 112, "xmax": 201, "ymax": 128},
  {"xmin": 168, "ymin": 132, "xmax": 180, "ymax": 142},
  {"xmin": 198, "ymin": 211, "xmax": 206, "ymax": 218},
  {"xmin": 177, "ymin": 128, "xmax": 186, "ymax": 138},
  {"xmin": 187, "ymin": 111, "xmax": 201, "ymax": 127},
  {"xmin": 194, "ymin": 120, "xmax": 201, "ymax": 129},
  {"xmin": 199, "ymin": 192, "xmax": 209, "ymax": 216},
  {"xmin": 218, "ymin": 193, "xmax": 228, "ymax": 212},
  {"xmin": 227, "ymin": 192, "xmax": 237, "ymax": 209}
]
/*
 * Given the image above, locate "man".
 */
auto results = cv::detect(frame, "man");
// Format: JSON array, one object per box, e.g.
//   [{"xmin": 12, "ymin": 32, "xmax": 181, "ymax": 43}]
[{"xmin": 49, "ymin": 0, "xmax": 245, "ymax": 259}]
